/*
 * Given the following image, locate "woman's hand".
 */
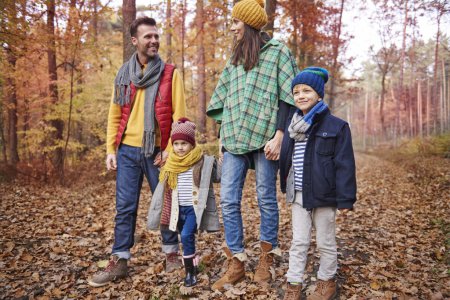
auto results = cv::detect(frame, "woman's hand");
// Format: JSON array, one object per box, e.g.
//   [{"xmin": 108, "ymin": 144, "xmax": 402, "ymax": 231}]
[{"xmin": 264, "ymin": 130, "xmax": 284, "ymax": 160}]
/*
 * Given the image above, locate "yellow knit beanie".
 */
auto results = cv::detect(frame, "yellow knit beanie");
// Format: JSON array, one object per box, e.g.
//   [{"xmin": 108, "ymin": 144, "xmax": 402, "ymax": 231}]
[{"xmin": 232, "ymin": 0, "xmax": 268, "ymax": 30}]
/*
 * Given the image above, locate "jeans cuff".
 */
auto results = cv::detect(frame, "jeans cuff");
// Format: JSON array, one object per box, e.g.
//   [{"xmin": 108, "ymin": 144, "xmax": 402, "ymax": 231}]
[
  {"xmin": 112, "ymin": 251, "xmax": 131, "ymax": 260},
  {"xmin": 162, "ymin": 244, "xmax": 179, "ymax": 254}
]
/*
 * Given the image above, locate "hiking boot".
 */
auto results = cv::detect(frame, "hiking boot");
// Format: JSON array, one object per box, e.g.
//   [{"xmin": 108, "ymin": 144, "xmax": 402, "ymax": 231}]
[
  {"xmin": 307, "ymin": 279, "xmax": 337, "ymax": 300},
  {"xmin": 182, "ymin": 256, "xmax": 198, "ymax": 287},
  {"xmin": 253, "ymin": 241, "xmax": 274, "ymax": 283},
  {"xmin": 87, "ymin": 255, "xmax": 127, "ymax": 287},
  {"xmin": 165, "ymin": 252, "xmax": 183, "ymax": 273},
  {"xmin": 284, "ymin": 282, "xmax": 302, "ymax": 300},
  {"xmin": 211, "ymin": 248, "xmax": 245, "ymax": 291}
]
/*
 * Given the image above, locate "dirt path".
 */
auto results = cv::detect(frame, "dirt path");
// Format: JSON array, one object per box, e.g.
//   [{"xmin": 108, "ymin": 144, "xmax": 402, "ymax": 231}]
[{"xmin": 0, "ymin": 153, "xmax": 448, "ymax": 299}]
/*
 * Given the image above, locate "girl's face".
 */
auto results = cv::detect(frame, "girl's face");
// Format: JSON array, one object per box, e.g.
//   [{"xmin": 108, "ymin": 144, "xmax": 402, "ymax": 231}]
[
  {"xmin": 173, "ymin": 140, "xmax": 193, "ymax": 157},
  {"xmin": 230, "ymin": 18, "xmax": 245, "ymax": 41},
  {"xmin": 293, "ymin": 84, "xmax": 321, "ymax": 114}
]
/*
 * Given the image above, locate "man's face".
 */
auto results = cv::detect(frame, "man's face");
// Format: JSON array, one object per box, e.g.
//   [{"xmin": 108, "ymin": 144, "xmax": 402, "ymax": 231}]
[{"xmin": 131, "ymin": 24, "xmax": 160, "ymax": 60}]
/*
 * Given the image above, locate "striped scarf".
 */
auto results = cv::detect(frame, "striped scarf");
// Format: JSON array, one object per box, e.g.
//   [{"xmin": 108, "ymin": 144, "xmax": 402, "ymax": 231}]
[{"xmin": 288, "ymin": 101, "xmax": 328, "ymax": 141}]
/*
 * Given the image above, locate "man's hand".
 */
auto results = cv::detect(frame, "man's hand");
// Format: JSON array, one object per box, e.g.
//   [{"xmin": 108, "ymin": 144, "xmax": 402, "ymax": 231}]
[
  {"xmin": 106, "ymin": 153, "xmax": 117, "ymax": 171},
  {"xmin": 264, "ymin": 130, "xmax": 284, "ymax": 161},
  {"xmin": 154, "ymin": 151, "xmax": 169, "ymax": 167}
]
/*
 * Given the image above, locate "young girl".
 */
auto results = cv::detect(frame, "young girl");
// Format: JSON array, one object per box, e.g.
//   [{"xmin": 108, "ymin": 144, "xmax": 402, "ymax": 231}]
[
  {"xmin": 147, "ymin": 118, "xmax": 221, "ymax": 287},
  {"xmin": 279, "ymin": 67, "xmax": 357, "ymax": 300}
]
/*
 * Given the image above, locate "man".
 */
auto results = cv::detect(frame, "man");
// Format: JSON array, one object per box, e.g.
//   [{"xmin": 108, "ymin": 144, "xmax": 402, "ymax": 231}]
[{"xmin": 88, "ymin": 17, "xmax": 186, "ymax": 287}]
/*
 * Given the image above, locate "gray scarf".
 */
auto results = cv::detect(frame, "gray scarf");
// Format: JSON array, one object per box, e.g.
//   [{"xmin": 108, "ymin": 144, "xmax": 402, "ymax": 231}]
[
  {"xmin": 114, "ymin": 52, "xmax": 165, "ymax": 157},
  {"xmin": 288, "ymin": 101, "xmax": 328, "ymax": 141}
]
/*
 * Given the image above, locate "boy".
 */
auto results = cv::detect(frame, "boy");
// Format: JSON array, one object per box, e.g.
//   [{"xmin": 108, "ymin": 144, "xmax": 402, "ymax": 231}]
[
  {"xmin": 147, "ymin": 118, "xmax": 221, "ymax": 287},
  {"xmin": 279, "ymin": 67, "xmax": 357, "ymax": 300}
]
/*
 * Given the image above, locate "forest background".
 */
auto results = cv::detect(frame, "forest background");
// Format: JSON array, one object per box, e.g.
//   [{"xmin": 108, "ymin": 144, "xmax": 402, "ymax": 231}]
[
  {"xmin": 0, "ymin": 0, "xmax": 449, "ymax": 182},
  {"xmin": 0, "ymin": 0, "xmax": 449, "ymax": 299}
]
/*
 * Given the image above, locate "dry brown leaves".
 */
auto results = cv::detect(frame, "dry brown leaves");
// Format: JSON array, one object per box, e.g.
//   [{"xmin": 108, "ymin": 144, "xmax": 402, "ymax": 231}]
[{"xmin": 0, "ymin": 153, "xmax": 448, "ymax": 299}]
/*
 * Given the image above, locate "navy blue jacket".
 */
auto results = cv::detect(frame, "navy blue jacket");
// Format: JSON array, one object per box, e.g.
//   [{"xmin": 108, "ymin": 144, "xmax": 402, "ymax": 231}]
[{"xmin": 279, "ymin": 107, "xmax": 357, "ymax": 209}]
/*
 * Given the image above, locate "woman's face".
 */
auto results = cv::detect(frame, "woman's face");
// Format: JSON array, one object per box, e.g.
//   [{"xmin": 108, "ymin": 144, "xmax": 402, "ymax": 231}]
[{"xmin": 231, "ymin": 18, "xmax": 245, "ymax": 41}]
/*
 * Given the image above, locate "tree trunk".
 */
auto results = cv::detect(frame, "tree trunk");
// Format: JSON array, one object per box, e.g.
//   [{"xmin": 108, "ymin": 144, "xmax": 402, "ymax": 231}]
[
  {"xmin": 165, "ymin": 0, "xmax": 172, "ymax": 63},
  {"xmin": 380, "ymin": 74, "xmax": 386, "ymax": 136},
  {"xmin": 363, "ymin": 91, "xmax": 368, "ymax": 151},
  {"xmin": 264, "ymin": 0, "xmax": 277, "ymax": 37},
  {"xmin": 90, "ymin": 0, "xmax": 98, "ymax": 44},
  {"xmin": 6, "ymin": 50, "xmax": 20, "ymax": 166},
  {"xmin": 47, "ymin": 0, "xmax": 64, "ymax": 182},
  {"xmin": 122, "ymin": 0, "xmax": 136, "ymax": 63},
  {"xmin": 181, "ymin": 0, "xmax": 186, "ymax": 79},
  {"xmin": 196, "ymin": 0, "xmax": 206, "ymax": 142},
  {"xmin": 432, "ymin": 6, "xmax": 441, "ymax": 131},
  {"xmin": 417, "ymin": 80, "xmax": 423, "ymax": 137},
  {"xmin": 399, "ymin": 0, "xmax": 408, "ymax": 138},
  {"xmin": 328, "ymin": 0, "xmax": 344, "ymax": 110}
]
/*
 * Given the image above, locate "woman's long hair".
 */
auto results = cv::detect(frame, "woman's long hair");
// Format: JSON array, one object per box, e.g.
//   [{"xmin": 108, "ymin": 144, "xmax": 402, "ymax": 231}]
[{"xmin": 231, "ymin": 24, "xmax": 266, "ymax": 71}]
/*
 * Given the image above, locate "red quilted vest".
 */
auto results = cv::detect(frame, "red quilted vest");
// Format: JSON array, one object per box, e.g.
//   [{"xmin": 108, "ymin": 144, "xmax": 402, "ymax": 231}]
[{"xmin": 114, "ymin": 64, "xmax": 175, "ymax": 151}]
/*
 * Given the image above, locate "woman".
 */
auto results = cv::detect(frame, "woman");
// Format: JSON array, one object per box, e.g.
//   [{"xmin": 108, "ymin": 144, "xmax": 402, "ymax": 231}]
[{"xmin": 206, "ymin": 0, "xmax": 298, "ymax": 291}]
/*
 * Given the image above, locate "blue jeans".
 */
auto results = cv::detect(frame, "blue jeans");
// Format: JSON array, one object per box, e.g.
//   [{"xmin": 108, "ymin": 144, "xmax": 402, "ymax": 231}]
[
  {"xmin": 177, "ymin": 206, "xmax": 197, "ymax": 256},
  {"xmin": 112, "ymin": 144, "xmax": 179, "ymax": 259},
  {"xmin": 220, "ymin": 150, "xmax": 279, "ymax": 254}
]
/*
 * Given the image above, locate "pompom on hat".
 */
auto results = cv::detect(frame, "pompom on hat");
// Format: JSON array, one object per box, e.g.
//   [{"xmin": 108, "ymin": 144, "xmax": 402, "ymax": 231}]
[
  {"xmin": 291, "ymin": 67, "xmax": 329, "ymax": 99},
  {"xmin": 171, "ymin": 117, "xmax": 196, "ymax": 146},
  {"xmin": 232, "ymin": 0, "xmax": 268, "ymax": 30}
]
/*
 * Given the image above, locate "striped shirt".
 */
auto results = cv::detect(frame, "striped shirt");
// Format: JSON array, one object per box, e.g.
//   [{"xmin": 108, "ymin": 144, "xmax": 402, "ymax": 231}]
[
  {"xmin": 177, "ymin": 168, "xmax": 193, "ymax": 206},
  {"xmin": 293, "ymin": 139, "xmax": 308, "ymax": 191}
]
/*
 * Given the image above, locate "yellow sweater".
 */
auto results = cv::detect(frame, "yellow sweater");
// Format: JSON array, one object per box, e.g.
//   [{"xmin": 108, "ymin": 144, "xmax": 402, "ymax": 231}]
[{"xmin": 106, "ymin": 68, "xmax": 186, "ymax": 154}]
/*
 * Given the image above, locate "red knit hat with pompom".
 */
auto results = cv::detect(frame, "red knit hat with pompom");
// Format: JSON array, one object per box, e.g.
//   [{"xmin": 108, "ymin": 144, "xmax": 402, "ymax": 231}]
[{"xmin": 171, "ymin": 117, "xmax": 196, "ymax": 146}]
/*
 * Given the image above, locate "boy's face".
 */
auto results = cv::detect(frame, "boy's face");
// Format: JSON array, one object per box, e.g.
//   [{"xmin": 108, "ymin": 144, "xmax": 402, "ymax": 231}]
[
  {"xmin": 173, "ymin": 140, "xmax": 194, "ymax": 157},
  {"xmin": 293, "ymin": 84, "xmax": 321, "ymax": 114}
]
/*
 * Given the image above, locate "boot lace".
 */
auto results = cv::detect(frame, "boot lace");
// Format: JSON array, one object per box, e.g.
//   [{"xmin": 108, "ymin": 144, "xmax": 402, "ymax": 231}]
[
  {"xmin": 103, "ymin": 256, "xmax": 119, "ymax": 273},
  {"xmin": 315, "ymin": 280, "xmax": 328, "ymax": 295}
]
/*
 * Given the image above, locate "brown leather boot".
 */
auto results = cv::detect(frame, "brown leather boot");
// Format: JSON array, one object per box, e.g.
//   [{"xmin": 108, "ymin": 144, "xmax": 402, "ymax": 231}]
[
  {"xmin": 307, "ymin": 279, "xmax": 337, "ymax": 300},
  {"xmin": 211, "ymin": 248, "xmax": 245, "ymax": 291},
  {"xmin": 253, "ymin": 241, "xmax": 274, "ymax": 283},
  {"xmin": 87, "ymin": 255, "xmax": 128, "ymax": 287},
  {"xmin": 284, "ymin": 282, "xmax": 302, "ymax": 300}
]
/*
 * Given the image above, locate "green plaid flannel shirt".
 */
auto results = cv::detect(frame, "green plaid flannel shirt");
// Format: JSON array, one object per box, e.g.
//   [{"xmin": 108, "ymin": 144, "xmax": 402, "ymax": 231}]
[{"xmin": 207, "ymin": 39, "xmax": 298, "ymax": 154}]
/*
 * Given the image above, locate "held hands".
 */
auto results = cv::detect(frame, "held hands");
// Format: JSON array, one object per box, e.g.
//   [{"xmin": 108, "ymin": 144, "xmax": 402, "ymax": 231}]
[
  {"xmin": 264, "ymin": 130, "xmax": 284, "ymax": 161},
  {"xmin": 153, "ymin": 150, "xmax": 168, "ymax": 167},
  {"xmin": 106, "ymin": 153, "xmax": 117, "ymax": 171}
]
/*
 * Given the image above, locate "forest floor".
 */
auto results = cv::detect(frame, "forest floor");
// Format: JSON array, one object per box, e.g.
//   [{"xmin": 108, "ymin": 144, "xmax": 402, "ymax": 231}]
[{"xmin": 0, "ymin": 151, "xmax": 449, "ymax": 300}]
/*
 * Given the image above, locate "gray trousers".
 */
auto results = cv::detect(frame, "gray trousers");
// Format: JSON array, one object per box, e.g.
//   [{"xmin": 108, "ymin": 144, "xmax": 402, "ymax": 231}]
[{"xmin": 286, "ymin": 192, "xmax": 337, "ymax": 283}]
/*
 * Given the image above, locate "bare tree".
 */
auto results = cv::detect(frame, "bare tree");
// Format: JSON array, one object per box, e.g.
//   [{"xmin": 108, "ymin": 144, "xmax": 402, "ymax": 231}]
[
  {"xmin": 122, "ymin": 0, "xmax": 136, "ymax": 62},
  {"xmin": 264, "ymin": 0, "xmax": 277, "ymax": 37},
  {"xmin": 47, "ymin": 0, "xmax": 65, "ymax": 182},
  {"xmin": 196, "ymin": 0, "xmax": 206, "ymax": 142}
]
